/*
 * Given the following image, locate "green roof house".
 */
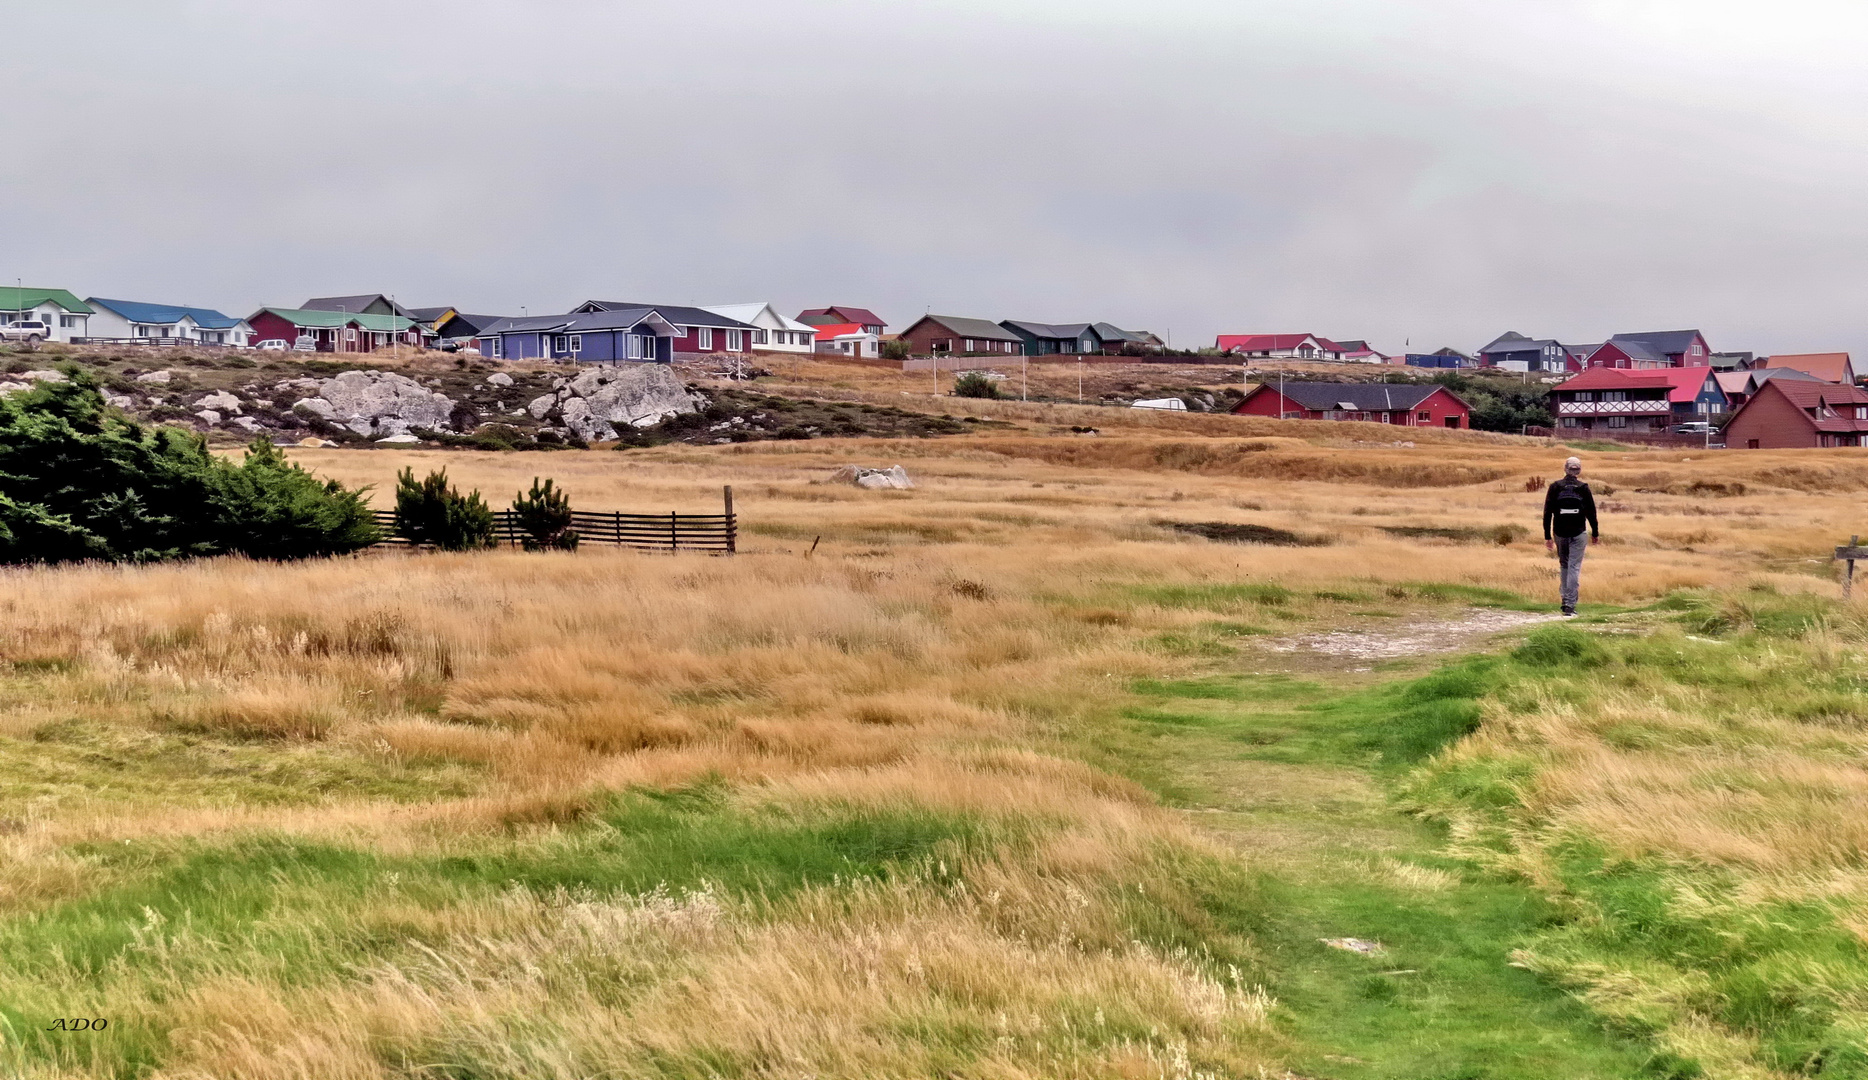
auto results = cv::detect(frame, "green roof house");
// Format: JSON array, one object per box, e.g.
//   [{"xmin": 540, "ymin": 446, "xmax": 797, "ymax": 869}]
[
  {"xmin": 247, "ymin": 307, "xmax": 436, "ymax": 353},
  {"xmin": 0, "ymin": 288, "xmax": 94, "ymax": 343}
]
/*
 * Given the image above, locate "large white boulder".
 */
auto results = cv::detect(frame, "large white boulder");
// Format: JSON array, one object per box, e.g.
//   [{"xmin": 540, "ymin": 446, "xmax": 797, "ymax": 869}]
[
  {"xmin": 567, "ymin": 365, "xmax": 702, "ymax": 428},
  {"xmin": 298, "ymin": 370, "xmax": 456, "ymax": 436},
  {"xmin": 195, "ymin": 390, "xmax": 242, "ymax": 414}
]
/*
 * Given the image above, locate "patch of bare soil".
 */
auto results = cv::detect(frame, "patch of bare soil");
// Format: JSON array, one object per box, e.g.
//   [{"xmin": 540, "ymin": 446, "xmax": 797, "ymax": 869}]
[{"xmin": 1272, "ymin": 608, "xmax": 1563, "ymax": 661}]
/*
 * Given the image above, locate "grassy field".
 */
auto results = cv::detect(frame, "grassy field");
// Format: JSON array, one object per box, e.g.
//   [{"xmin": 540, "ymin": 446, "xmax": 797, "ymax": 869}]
[{"xmin": 1, "ymin": 374, "xmax": 1865, "ymax": 1078}]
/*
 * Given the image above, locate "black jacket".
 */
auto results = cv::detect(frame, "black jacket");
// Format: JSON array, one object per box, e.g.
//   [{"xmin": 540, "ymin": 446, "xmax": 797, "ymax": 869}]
[{"xmin": 1543, "ymin": 476, "xmax": 1599, "ymax": 540}]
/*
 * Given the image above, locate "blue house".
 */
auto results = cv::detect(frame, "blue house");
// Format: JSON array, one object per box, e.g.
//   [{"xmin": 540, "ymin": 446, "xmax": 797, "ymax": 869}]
[
  {"xmin": 475, "ymin": 308, "xmax": 682, "ymax": 362},
  {"xmin": 86, "ymin": 297, "xmax": 253, "ymax": 346}
]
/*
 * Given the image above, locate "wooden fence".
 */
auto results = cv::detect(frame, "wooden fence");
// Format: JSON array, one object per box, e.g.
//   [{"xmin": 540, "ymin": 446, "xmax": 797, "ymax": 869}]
[{"xmin": 372, "ymin": 486, "xmax": 736, "ymax": 554}]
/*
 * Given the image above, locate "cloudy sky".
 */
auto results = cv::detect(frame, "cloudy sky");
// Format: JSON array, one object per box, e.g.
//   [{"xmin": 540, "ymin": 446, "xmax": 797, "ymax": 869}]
[{"xmin": 3, "ymin": 0, "xmax": 1865, "ymax": 355}]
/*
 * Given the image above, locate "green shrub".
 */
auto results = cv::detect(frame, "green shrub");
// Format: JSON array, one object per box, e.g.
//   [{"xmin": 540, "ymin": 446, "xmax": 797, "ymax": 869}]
[
  {"xmin": 0, "ymin": 373, "xmax": 378, "ymax": 564},
  {"xmin": 953, "ymin": 372, "xmax": 1001, "ymax": 399},
  {"xmin": 879, "ymin": 338, "xmax": 913, "ymax": 361},
  {"xmin": 394, "ymin": 468, "xmax": 497, "ymax": 551},
  {"xmin": 511, "ymin": 477, "xmax": 578, "ymax": 552}
]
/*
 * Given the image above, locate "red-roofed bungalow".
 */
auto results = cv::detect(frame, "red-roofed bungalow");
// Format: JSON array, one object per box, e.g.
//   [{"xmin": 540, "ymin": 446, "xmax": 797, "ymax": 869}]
[
  {"xmin": 798, "ymin": 307, "xmax": 886, "ymax": 335},
  {"xmin": 1724, "ymin": 379, "xmax": 1868, "ymax": 448},
  {"xmin": 1216, "ymin": 333, "xmax": 1346, "ymax": 360}
]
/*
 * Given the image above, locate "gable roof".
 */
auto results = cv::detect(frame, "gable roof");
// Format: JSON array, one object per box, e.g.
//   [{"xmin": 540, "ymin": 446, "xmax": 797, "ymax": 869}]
[
  {"xmin": 434, "ymin": 313, "xmax": 509, "ymax": 337},
  {"xmin": 253, "ymin": 307, "xmax": 419, "ymax": 333},
  {"xmin": 799, "ymin": 306, "xmax": 886, "ymax": 328},
  {"xmin": 904, "ymin": 314, "xmax": 1023, "ymax": 342},
  {"xmin": 1001, "ymin": 320, "xmax": 1097, "ymax": 341},
  {"xmin": 1479, "ymin": 333, "xmax": 1562, "ymax": 355},
  {"xmin": 812, "ymin": 322, "xmax": 874, "ymax": 341},
  {"xmin": 1740, "ymin": 378, "xmax": 1868, "ymax": 433},
  {"xmin": 1216, "ymin": 333, "xmax": 1343, "ymax": 353},
  {"xmin": 1246, "ymin": 381, "xmax": 1454, "ymax": 412},
  {"xmin": 1091, "ymin": 322, "xmax": 1147, "ymax": 345},
  {"xmin": 1608, "ymin": 329, "xmax": 1706, "ymax": 358},
  {"xmin": 575, "ymin": 301, "xmax": 754, "ymax": 329},
  {"xmin": 0, "ymin": 287, "xmax": 92, "ymax": 314},
  {"xmin": 1556, "ymin": 366, "xmax": 1724, "ymax": 404},
  {"xmin": 303, "ymin": 294, "xmax": 414, "ymax": 319},
  {"xmin": 86, "ymin": 297, "xmax": 244, "ymax": 329},
  {"xmin": 479, "ymin": 308, "xmax": 682, "ymax": 337},
  {"xmin": 703, "ymin": 303, "xmax": 817, "ymax": 333},
  {"xmin": 1762, "ymin": 352, "xmax": 1855, "ymax": 384}
]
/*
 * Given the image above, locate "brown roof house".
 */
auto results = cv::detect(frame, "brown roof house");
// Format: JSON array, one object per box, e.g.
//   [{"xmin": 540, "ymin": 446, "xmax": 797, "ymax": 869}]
[
  {"xmin": 1757, "ymin": 352, "xmax": 1858, "ymax": 385},
  {"xmin": 896, "ymin": 314, "xmax": 1024, "ymax": 357},
  {"xmin": 1724, "ymin": 378, "xmax": 1868, "ymax": 448}
]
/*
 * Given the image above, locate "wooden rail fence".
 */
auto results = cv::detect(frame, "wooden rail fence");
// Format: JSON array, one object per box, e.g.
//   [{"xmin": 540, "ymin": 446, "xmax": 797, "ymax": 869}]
[{"xmin": 372, "ymin": 486, "xmax": 736, "ymax": 554}]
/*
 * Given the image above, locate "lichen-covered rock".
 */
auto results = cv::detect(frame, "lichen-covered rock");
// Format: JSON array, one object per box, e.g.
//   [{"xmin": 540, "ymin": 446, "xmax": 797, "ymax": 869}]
[
  {"xmin": 310, "ymin": 370, "xmax": 455, "ymax": 436},
  {"xmin": 292, "ymin": 397, "xmax": 337, "ymax": 420},
  {"xmin": 527, "ymin": 394, "xmax": 555, "ymax": 420},
  {"xmin": 196, "ymin": 391, "xmax": 242, "ymax": 414},
  {"xmin": 558, "ymin": 397, "xmax": 618, "ymax": 443},
  {"xmin": 568, "ymin": 365, "xmax": 702, "ymax": 428},
  {"xmin": 134, "ymin": 370, "xmax": 173, "ymax": 384},
  {"xmin": 486, "ymin": 372, "xmax": 514, "ymax": 387},
  {"xmin": 195, "ymin": 409, "xmax": 222, "ymax": 425}
]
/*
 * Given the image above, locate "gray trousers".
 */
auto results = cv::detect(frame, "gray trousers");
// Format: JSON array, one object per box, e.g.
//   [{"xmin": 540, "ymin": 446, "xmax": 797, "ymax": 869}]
[{"xmin": 1555, "ymin": 534, "xmax": 1588, "ymax": 610}]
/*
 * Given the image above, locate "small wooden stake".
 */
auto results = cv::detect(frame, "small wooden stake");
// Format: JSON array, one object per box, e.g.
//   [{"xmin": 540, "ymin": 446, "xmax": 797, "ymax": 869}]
[{"xmin": 1837, "ymin": 535, "xmax": 1865, "ymax": 600}]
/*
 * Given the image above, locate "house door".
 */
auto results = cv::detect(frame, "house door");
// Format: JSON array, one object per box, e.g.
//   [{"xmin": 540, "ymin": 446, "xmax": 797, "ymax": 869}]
[
  {"xmin": 1444, "ymin": 416, "xmax": 1460, "ymax": 428},
  {"xmin": 1748, "ymin": 439, "xmax": 1759, "ymax": 449}
]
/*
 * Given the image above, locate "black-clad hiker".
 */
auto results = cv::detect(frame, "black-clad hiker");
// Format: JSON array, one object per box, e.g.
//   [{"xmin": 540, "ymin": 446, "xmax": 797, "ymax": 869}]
[{"xmin": 1543, "ymin": 456, "xmax": 1599, "ymax": 616}]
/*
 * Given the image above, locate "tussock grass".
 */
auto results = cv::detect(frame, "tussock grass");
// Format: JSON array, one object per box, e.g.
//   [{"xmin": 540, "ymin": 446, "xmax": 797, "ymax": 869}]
[{"xmin": 0, "ymin": 431, "xmax": 1863, "ymax": 1077}]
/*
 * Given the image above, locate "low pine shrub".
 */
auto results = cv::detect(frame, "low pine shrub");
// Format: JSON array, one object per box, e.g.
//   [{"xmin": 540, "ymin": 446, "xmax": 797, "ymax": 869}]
[
  {"xmin": 511, "ymin": 477, "xmax": 579, "ymax": 551},
  {"xmin": 0, "ymin": 372, "xmax": 379, "ymax": 563},
  {"xmin": 394, "ymin": 468, "xmax": 497, "ymax": 551}
]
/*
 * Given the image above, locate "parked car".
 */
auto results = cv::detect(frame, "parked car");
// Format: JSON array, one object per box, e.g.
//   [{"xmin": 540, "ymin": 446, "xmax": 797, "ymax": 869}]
[
  {"xmin": 1672, "ymin": 421, "xmax": 1713, "ymax": 435},
  {"xmin": 0, "ymin": 320, "xmax": 52, "ymax": 348},
  {"xmin": 257, "ymin": 339, "xmax": 290, "ymax": 351}
]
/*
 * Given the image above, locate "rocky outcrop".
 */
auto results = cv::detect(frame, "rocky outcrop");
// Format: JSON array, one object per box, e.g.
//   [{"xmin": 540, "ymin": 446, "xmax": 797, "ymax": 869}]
[
  {"xmin": 831, "ymin": 465, "xmax": 915, "ymax": 490},
  {"xmin": 528, "ymin": 365, "xmax": 703, "ymax": 442},
  {"xmin": 291, "ymin": 370, "xmax": 456, "ymax": 438},
  {"xmin": 195, "ymin": 391, "xmax": 242, "ymax": 415}
]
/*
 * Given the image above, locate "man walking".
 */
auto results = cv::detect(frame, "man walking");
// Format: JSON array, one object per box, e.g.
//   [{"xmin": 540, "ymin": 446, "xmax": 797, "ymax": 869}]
[{"xmin": 1543, "ymin": 456, "xmax": 1599, "ymax": 616}]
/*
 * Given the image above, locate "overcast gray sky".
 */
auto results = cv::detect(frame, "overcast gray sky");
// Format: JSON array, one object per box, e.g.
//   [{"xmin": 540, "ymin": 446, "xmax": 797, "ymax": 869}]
[{"xmin": 3, "ymin": 0, "xmax": 1865, "ymax": 355}]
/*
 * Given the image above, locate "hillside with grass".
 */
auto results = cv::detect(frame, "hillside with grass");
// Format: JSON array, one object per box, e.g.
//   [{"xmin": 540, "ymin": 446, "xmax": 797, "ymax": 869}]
[{"xmin": 1, "ymin": 346, "xmax": 1866, "ymax": 1078}]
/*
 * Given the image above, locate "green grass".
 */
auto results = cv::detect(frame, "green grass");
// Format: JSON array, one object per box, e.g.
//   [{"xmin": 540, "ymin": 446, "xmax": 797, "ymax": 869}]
[{"xmin": 0, "ymin": 784, "xmax": 998, "ymax": 1073}]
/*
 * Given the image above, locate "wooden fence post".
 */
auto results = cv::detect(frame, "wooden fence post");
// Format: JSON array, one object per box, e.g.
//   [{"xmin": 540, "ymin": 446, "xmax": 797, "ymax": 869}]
[
  {"xmin": 724, "ymin": 485, "xmax": 735, "ymax": 555},
  {"xmin": 669, "ymin": 511, "xmax": 679, "ymax": 553},
  {"xmin": 1840, "ymin": 535, "xmax": 1865, "ymax": 600}
]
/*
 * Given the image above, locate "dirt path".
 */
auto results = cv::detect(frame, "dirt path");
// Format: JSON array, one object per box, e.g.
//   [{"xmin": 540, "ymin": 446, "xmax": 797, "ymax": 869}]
[{"xmin": 1270, "ymin": 607, "xmax": 1563, "ymax": 662}]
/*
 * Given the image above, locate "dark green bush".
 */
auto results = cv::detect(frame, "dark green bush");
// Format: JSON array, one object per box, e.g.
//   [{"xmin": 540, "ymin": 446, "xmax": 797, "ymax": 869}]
[
  {"xmin": 511, "ymin": 477, "xmax": 578, "ymax": 552},
  {"xmin": 953, "ymin": 372, "xmax": 1001, "ymax": 399},
  {"xmin": 879, "ymin": 339, "xmax": 913, "ymax": 361},
  {"xmin": 0, "ymin": 372, "xmax": 378, "ymax": 563},
  {"xmin": 394, "ymin": 468, "xmax": 497, "ymax": 551}
]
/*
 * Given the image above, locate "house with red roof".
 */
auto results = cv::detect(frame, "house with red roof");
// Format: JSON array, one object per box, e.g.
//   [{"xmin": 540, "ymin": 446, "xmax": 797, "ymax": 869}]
[
  {"xmin": 812, "ymin": 322, "xmax": 881, "ymax": 358},
  {"xmin": 1724, "ymin": 378, "xmax": 1868, "ymax": 448},
  {"xmin": 1586, "ymin": 330, "xmax": 1713, "ymax": 370},
  {"xmin": 1216, "ymin": 334, "xmax": 1348, "ymax": 360},
  {"xmin": 798, "ymin": 307, "xmax": 886, "ymax": 335},
  {"xmin": 1757, "ymin": 352, "xmax": 1857, "ymax": 385},
  {"xmin": 1549, "ymin": 367, "xmax": 1728, "ymax": 434}
]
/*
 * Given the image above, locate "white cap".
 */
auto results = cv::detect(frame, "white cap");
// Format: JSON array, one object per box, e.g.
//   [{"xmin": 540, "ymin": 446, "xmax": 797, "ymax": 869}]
[{"xmin": 1564, "ymin": 456, "xmax": 1582, "ymax": 473}]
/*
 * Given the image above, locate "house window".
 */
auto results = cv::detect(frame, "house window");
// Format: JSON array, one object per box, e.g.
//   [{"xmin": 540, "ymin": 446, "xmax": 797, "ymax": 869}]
[
  {"xmin": 752, "ymin": 329, "xmax": 766, "ymax": 345},
  {"xmin": 569, "ymin": 335, "xmax": 582, "ymax": 353},
  {"xmin": 61, "ymin": 315, "xmax": 76, "ymax": 328},
  {"xmin": 1561, "ymin": 417, "xmax": 1580, "ymax": 427},
  {"xmin": 490, "ymin": 337, "xmax": 503, "ymax": 358},
  {"xmin": 1604, "ymin": 391, "xmax": 1626, "ymax": 402},
  {"xmin": 1607, "ymin": 416, "xmax": 1627, "ymax": 428},
  {"xmin": 1857, "ymin": 406, "xmax": 1867, "ymax": 420},
  {"xmin": 553, "ymin": 335, "xmax": 568, "ymax": 352},
  {"xmin": 726, "ymin": 329, "xmax": 743, "ymax": 351},
  {"xmin": 697, "ymin": 327, "xmax": 713, "ymax": 350},
  {"xmin": 1379, "ymin": 412, "xmax": 1391, "ymax": 423},
  {"xmin": 1573, "ymin": 392, "xmax": 1592, "ymax": 402},
  {"xmin": 1691, "ymin": 343, "xmax": 1704, "ymax": 355},
  {"xmin": 1417, "ymin": 411, "xmax": 1430, "ymax": 422},
  {"xmin": 964, "ymin": 339, "xmax": 974, "ymax": 352}
]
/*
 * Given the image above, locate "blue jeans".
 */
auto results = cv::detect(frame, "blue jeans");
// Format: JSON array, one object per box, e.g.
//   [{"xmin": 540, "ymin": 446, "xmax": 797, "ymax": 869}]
[{"xmin": 1555, "ymin": 534, "xmax": 1589, "ymax": 610}]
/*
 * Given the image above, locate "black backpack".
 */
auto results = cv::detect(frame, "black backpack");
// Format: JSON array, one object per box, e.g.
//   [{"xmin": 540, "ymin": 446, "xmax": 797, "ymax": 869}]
[{"xmin": 1552, "ymin": 481, "xmax": 1588, "ymax": 537}]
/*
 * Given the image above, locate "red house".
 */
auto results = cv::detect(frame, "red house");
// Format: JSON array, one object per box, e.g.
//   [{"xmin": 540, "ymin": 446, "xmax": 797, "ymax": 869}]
[
  {"xmin": 1216, "ymin": 333, "xmax": 1348, "ymax": 359},
  {"xmin": 1232, "ymin": 381, "xmax": 1471, "ymax": 428},
  {"xmin": 1724, "ymin": 379, "xmax": 1868, "ymax": 448},
  {"xmin": 1587, "ymin": 330, "xmax": 1712, "ymax": 369},
  {"xmin": 799, "ymin": 306, "xmax": 886, "ymax": 335},
  {"xmin": 247, "ymin": 307, "xmax": 432, "ymax": 353}
]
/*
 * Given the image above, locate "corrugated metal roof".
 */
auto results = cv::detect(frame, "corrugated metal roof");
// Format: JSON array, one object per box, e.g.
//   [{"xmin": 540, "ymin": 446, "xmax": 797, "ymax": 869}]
[
  {"xmin": 87, "ymin": 298, "xmax": 243, "ymax": 329},
  {"xmin": 0, "ymin": 287, "xmax": 93, "ymax": 314},
  {"xmin": 1002, "ymin": 320, "xmax": 1095, "ymax": 340},
  {"xmin": 1609, "ymin": 329, "xmax": 1705, "ymax": 358},
  {"xmin": 255, "ymin": 307, "xmax": 418, "ymax": 332},
  {"xmin": 1251, "ymin": 381, "xmax": 1443, "ymax": 411},
  {"xmin": 911, "ymin": 315, "xmax": 1023, "ymax": 342},
  {"xmin": 303, "ymin": 294, "xmax": 414, "ymax": 319},
  {"xmin": 577, "ymin": 301, "xmax": 755, "ymax": 329}
]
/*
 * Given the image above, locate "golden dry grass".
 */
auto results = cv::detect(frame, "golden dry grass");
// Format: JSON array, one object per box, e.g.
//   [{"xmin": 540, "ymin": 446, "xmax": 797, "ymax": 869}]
[{"xmin": 2, "ymin": 403, "xmax": 1865, "ymax": 1077}]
